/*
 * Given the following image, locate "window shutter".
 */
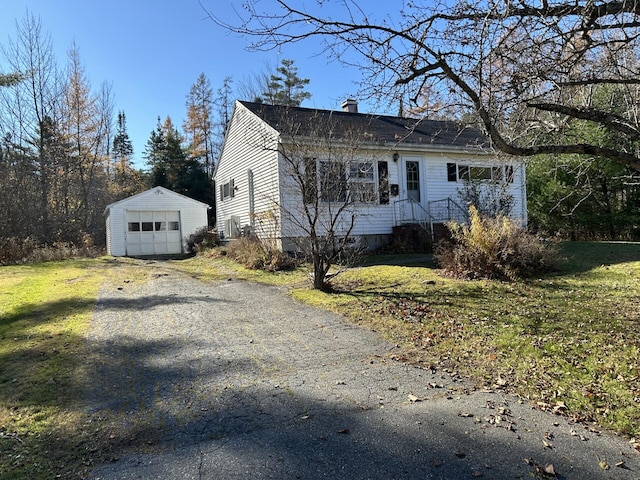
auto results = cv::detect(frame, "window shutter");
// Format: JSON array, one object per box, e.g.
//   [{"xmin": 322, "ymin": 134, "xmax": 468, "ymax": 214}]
[
  {"xmin": 378, "ymin": 161, "xmax": 389, "ymax": 204},
  {"xmin": 447, "ymin": 163, "xmax": 457, "ymax": 182},
  {"xmin": 303, "ymin": 157, "xmax": 317, "ymax": 204},
  {"xmin": 506, "ymin": 165, "xmax": 514, "ymax": 183},
  {"xmin": 220, "ymin": 184, "xmax": 224, "ymax": 201},
  {"xmin": 230, "ymin": 179, "xmax": 235, "ymax": 198}
]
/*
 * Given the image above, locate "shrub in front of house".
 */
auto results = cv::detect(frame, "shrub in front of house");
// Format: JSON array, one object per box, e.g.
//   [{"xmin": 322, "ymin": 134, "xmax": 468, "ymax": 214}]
[
  {"xmin": 434, "ymin": 206, "xmax": 559, "ymax": 280},
  {"xmin": 227, "ymin": 236, "xmax": 297, "ymax": 272},
  {"xmin": 187, "ymin": 227, "xmax": 221, "ymax": 253}
]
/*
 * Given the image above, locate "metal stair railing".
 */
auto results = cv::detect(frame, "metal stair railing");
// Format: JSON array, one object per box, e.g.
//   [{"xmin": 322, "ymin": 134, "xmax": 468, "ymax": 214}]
[
  {"xmin": 428, "ymin": 197, "xmax": 469, "ymax": 224},
  {"xmin": 393, "ymin": 198, "xmax": 436, "ymax": 237}
]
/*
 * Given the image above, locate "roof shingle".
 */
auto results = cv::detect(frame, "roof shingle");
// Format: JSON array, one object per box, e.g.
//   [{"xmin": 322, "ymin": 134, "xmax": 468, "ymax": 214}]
[{"xmin": 240, "ymin": 100, "xmax": 490, "ymax": 150}]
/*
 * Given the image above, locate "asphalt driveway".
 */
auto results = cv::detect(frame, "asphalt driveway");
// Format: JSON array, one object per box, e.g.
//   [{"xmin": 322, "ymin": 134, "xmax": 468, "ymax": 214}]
[{"xmin": 86, "ymin": 262, "xmax": 639, "ymax": 479}]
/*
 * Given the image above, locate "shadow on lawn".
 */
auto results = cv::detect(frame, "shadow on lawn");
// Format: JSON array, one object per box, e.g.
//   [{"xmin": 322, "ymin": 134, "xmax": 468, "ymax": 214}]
[
  {"xmin": 557, "ymin": 241, "xmax": 640, "ymax": 274},
  {"xmin": 360, "ymin": 242, "xmax": 640, "ymax": 278},
  {"xmin": 0, "ymin": 297, "xmax": 95, "ymax": 327},
  {"xmin": 358, "ymin": 253, "xmax": 435, "ymax": 268}
]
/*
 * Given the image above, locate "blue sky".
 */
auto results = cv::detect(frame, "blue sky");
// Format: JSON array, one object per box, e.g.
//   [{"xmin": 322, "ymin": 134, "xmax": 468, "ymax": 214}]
[{"xmin": 0, "ymin": 0, "xmax": 383, "ymax": 167}]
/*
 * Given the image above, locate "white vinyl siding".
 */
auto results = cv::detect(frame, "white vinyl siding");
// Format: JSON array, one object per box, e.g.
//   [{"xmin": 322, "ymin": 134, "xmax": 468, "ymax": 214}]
[
  {"xmin": 278, "ymin": 152, "xmax": 398, "ymax": 239},
  {"xmin": 104, "ymin": 187, "xmax": 209, "ymax": 257},
  {"xmin": 423, "ymin": 154, "xmax": 527, "ymax": 225},
  {"xmin": 214, "ymin": 101, "xmax": 528, "ymax": 250},
  {"xmin": 215, "ymin": 102, "xmax": 281, "ymax": 240}
]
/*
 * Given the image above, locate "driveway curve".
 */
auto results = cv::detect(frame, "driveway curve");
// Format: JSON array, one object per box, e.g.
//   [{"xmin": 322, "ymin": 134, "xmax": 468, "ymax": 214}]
[{"xmin": 86, "ymin": 262, "xmax": 639, "ymax": 479}]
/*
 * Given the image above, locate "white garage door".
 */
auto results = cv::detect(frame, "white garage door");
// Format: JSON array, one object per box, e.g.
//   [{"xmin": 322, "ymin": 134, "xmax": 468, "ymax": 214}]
[{"xmin": 125, "ymin": 211, "xmax": 182, "ymax": 256}]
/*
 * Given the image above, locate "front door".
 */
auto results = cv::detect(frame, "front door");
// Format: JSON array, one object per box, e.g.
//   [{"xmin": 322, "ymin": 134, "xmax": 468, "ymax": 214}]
[
  {"xmin": 401, "ymin": 158, "xmax": 426, "ymax": 223},
  {"xmin": 406, "ymin": 160, "xmax": 421, "ymax": 202}
]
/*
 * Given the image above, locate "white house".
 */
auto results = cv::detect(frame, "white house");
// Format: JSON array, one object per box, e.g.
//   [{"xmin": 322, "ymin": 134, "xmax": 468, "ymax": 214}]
[
  {"xmin": 214, "ymin": 100, "xmax": 527, "ymax": 251},
  {"xmin": 104, "ymin": 186, "xmax": 210, "ymax": 257}
]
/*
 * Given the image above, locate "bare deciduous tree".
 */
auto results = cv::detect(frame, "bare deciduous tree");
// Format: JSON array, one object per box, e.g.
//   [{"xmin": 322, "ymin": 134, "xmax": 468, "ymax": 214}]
[
  {"xmin": 0, "ymin": 12, "xmax": 122, "ymax": 249},
  {"xmin": 206, "ymin": 0, "xmax": 640, "ymax": 172},
  {"xmin": 0, "ymin": 12, "xmax": 63, "ymax": 241},
  {"xmin": 241, "ymin": 104, "xmax": 384, "ymax": 290}
]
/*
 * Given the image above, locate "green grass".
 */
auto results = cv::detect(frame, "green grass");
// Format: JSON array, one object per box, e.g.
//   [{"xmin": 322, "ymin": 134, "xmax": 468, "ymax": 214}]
[
  {"xmin": 0, "ymin": 257, "xmax": 153, "ymax": 480},
  {"xmin": 310, "ymin": 242, "xmax": 640, "ymax": 436},
  {"xmin": 170, "ymin": 251, "xmax": 311, "ymax": 286}
]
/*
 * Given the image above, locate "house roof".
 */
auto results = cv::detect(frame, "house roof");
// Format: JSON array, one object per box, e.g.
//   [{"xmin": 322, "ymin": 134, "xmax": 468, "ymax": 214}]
[
  {"xmin": 239, "ymin": 100, "xmax": 491, "ymax": 150},
  {"xmin": 103, "ymin": 186, "xmax": 210, "ymax": 216}
]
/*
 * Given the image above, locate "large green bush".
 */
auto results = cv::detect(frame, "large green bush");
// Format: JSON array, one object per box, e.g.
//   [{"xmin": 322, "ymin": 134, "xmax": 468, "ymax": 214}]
[{"xmin": 434, "ymin": 206, "xmax": 559, "ymax": 280}]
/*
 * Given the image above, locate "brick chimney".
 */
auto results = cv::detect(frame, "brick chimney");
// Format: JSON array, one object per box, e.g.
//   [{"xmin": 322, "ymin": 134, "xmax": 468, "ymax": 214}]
[{"xmin": 341, "ymin": 98, "xmax": 358, "ymax": 113}]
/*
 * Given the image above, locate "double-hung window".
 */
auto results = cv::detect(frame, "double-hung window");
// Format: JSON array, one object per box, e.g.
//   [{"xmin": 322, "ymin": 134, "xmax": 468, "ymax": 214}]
[
  {"xmin": 306, "ymin": 159, "xmax": 390, "ymax": 204},
  {"xmin": 319, "ymin": 160, "xmax": 348, "ymax": 202},
  {"xmin": 220, "ymin": 179, "xmax": 235, "ymax": 201},
  {"xmin": 348, "ymin": 161, "xmax": 376, "ymax": 203}
]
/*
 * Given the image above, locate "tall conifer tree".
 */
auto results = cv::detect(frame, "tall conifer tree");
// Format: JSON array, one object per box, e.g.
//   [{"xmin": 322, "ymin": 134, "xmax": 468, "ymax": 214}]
[
  {"xmin": 183, "ymin": 73, "xmax": 214, "ymax": 176},
  {"xmin": 262, "ymin": 59, "xmax": 311, "ymax": 107}
]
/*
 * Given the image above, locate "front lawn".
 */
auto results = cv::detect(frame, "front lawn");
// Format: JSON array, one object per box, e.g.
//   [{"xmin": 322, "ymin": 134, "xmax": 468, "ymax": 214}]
[{"xmin": 289, "ymin": 242, "xmax": 640, "ymax": 436}]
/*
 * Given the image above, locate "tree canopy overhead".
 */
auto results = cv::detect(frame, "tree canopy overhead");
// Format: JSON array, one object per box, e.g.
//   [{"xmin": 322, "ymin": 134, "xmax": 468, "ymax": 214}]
[{"xmin": 207, "ymin": 0, "xmax": 640, "ymax": 172}]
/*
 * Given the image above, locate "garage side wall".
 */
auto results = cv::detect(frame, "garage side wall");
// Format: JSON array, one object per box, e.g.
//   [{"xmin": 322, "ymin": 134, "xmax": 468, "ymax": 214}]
[
  {"xmin": 179, "ymin": 205, "xmax": 209, "ymax": 245},
  {"xmin": 106, "ymin": 207, "xmax": 127, "ymax": 256}
]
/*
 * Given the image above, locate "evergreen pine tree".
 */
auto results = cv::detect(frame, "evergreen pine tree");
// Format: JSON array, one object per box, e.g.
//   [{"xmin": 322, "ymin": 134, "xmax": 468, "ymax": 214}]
[
  {"xmin": 143, "ymin": 116, "xmax": 215, "ymax": 212},
  {"xmin": 262, "ymin": 59, "xmax": 311, "ymax": 106},
  {"xmin": 112, "ymin": 111, "xmax": 134, "ymax": 168},
  {"xmin": 144, "ymin": 117, "xmax": 169, "ymax": 188}
]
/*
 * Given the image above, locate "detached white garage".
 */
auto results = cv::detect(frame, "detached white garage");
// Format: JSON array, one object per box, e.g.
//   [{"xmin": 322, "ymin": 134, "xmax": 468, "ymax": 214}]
[{"xmin": 104, "ymin": 186, "xmax": 210, "ymax": 257}]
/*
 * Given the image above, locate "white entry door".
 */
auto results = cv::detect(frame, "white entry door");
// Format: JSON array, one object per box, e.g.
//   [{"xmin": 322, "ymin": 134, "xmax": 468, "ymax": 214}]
[
  {"xmin": 406, "ymin": 160, "xmax": 421, "ymax": 202},
  {"xmin": 125, "ymin": 211, "xmax": 182, "ymax": 256},
  {"xmin": 402, "ymin": 157, "xmax": 425, "ymax": 222}
]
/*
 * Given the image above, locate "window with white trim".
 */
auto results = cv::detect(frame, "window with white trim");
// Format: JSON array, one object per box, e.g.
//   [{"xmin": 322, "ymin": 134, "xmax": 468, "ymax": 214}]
[
  {"xmin": 220, "ymin": 179, "xmax": 235, "ymax": 201},
  {"xmin": 311, "ymin": 160, "xmax": 389, "ymax": 204},
  {"xmin": 447, "ymin": 163, "xmax": 514, "ymax": 183},
  {"xmin": 348, "ymin": 161, "xmax": 376, "ymax": 203},
  {"xmin": 319, "ymin": 160, "xmax": 348, "ymax": 202}
]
